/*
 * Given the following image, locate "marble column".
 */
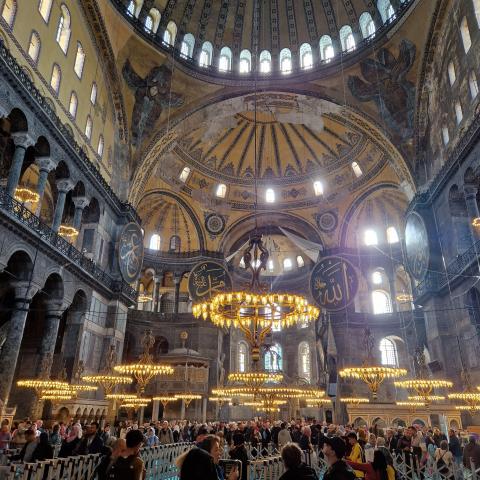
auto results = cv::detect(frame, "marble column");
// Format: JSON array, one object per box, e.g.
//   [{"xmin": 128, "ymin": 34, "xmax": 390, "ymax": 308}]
[
  {"xmin": 6, "ymin": 132, "xmax": 34, "ymax": 197},
  {"xmin": 202, "ymin": 397, "xmax": 207, "ymax": 423},
  {"xmin": 52, "ymin": 179, "xmax": 73, "ymax": 232},
  {"xmin": 173, "ymin": 274, "xmax": 181, "ymax": 314},
  {"xmin": 152, "ymin": 400, "xmax": 160, "ymax": 422},
  {"xmin": 152, "ymin": 276, "xmax": 161, "ymax": 313},
  {"xmin": 34, "ymin": 156, "xmax": 56, "ymax": 216},
  {"xmin": 72, "ymin": 196, "xmax": 89, "ymax": 231},
  {"xmin": 180, "ymin": 399, "xmax": 185, "ymax": 420},
  {"xmin": 0, "ymin": 281, "xmax": 37, "ymax": 406},
  {"xmin": 139, "ymin": 407, "xmax": 144, "ymax": 425},
  {"xmin": 463, "ymin": 184, "xmax": 480, "ymax": 241}
]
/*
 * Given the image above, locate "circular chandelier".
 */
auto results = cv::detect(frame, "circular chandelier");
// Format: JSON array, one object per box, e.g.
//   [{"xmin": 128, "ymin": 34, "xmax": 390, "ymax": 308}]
[
  {"xmin": 228, "ymin": 372, "xmax": 283, "ymax": 387},
  {"xmin": 306, "ymin": 397, "xmax": 332, "ymax": 407},
  {"xmin": 174, "ymin": 393, "xmax": 202, "ymax": 408},
  {"xmin": 446, "ymin": 370, "xmax": 480, "ymax": 412},
  {"xmin": 408, "ymin": 394, "xmax": 445, "ymax": 402},
  {"xmin": 41, "ymin": 393, "xmax": 74, "ymax": 401},
  {"xmin": 81, "ymin": 373, "xmax": 133, "ymax": 395},
  {"xmin": 105, "ymin": 393, "xmax": 138, "ymax": 401},
  {"xmin": 340, "ymin": 397, "xmax": 370, "ymax": 405},
  {"xmin": 339, "ymin": 329, "xmax": 406, "ymax": 399},
  {"xmin": 14, "ymin": 187, "xmax": 39, "ymax": 204},
  {"xmin": 17, "ymin": 379, "xmax": 70, "ymax": 390},
  {"xmin": 58, "ymin": 225, "xmax": 79, "ymax": 238},
  {"xmin": 114, "ymin": 329, "xmax": 174, "ymax": 393},
  {"xmin": 397, "ymin": 401, "xmax": 425, "ymax": 407}
]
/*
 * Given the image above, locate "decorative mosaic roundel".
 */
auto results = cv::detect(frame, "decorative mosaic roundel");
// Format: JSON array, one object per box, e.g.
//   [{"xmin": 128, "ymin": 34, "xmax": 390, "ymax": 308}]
[
  {"xmin": 316, "ymin": 211, "xmax": 338, "ymax": 233},
  {"xmin": 205, "ymin": 213, "xmax": 226, "ymax": 235}
]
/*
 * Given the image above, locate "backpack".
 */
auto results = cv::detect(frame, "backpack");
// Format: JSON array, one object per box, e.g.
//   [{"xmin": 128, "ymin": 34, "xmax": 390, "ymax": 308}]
[
  {"xmin": 436, "ymin": 452, "xmax": 449, "ymax": 475},
  {"xmin": 108, "ymin": 455, "xmax": 138, "ymax": 480}
]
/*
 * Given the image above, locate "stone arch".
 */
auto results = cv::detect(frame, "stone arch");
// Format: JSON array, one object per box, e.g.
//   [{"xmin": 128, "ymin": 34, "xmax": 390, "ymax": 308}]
[
  {"xmin": 154, "ymin": 336, "xmax": 169, "ymax": 358},
  {"xmin": 57, "ymin": 406, "xmax": 69, "ymax": 422},
  {"xmin": 450, "ymin": 419, "xmax": 459, "ymax": 430},
  {"xmin": 35, "ymin": 136, "xmax": 50, "ymax": 157},
  {"xmin": 413, "ymin": 418, "xmax": 426, "ymax": 427},
  {"xmin": 392, "ymin": 418, "xmax": 406, "ymax": 427},
  {"xmin": 353, "ymin": 417, "xmax": 367, "ymax": 427},
  {"xmin": 372, "ymin": 417, "xmax": 387, "ymax": 428},
  {"xmin": 75, "ymin": 407, "xmax": 81, "ymax": 419},
  {"xmin": 8, "ymin": 108, "xmax": 28, "ymax": 133},
  {"xmin": 82, "ymin": 197, "xmax": 100, "ymax": 223}
]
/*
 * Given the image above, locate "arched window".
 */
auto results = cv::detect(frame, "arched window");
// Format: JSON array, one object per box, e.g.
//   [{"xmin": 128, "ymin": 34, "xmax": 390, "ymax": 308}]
[
  {"xmin": 238, "ymin": 342, "xmax": 248, "ymax": 372},
  {"xmin": 279, "ymin": 48, "xmax": 292, "ymax": 73},
  {"xmin": 319, "ymin": 35, "xmax": 334, "ymax": 62},
  {"xmin": 283, "ymin": 258, "xmax": 293, "ymax": 271},
  {"xmin": 298, "ymin": 342, "xmax": 311, "ymax": 382},
  {"xmin": 39, "ymin": 0, "xmax": 53, "ymax": 22},
  {"xmin": 180, "ymin": 33, "xmax": 195, "ymax": 58},
  {"xmin": 50, "ymin": 63, "xmax": 61, "ymax": 93},
  {"xmin": 90, "ymin": 82, "xmax": 97, "ymax": 105},
  {"xmin": 474, "ymin": 0, "xmax": 480, "ymax": 27},
  {"xmin": 215, "ymin": 183, "xmax": 227, "ymax": 198},
  {"xmin": 340, "ymin": 25, "xmax": 355, "ymax": 52},
  {"xmin": 299, "ymin": 43, "xmax": 313, "ymax": 69},
  {"xmin": 364, "ymin": 229, "xmax": 378, "ymax": 246},
  {"xmin": 265, "ymin": 188, "xmax": 275, "ymax": 203},
  {"xmin": 239, "ymin": 49, "xmax": 251, "ymax": 73},
  {"xmin": 56, "ymin": 5, "xmax": 71, "ymax": 53},
  {"xmin": 386, "ymin": 226, "xmax": 399, "ymax": 244},
  {"xmin": 442, "ymin": 126, "xmax": 449, "ymax": 145},
  {"xmin": 460, "ymin": 17, "xmax": 472, "ymax": 53},
  {"xmin": 218, "ymin": 46, "xmax": 232, "ymax": 72},
  {"xmin": 169, "ymin": 235, "xmax": 180, "ymax": 252},
  {"xmin": 447, "ymin": 61, "xmax": 456, "ymax": 86},
  {"xmin": 69, "ymin": 91, "xmax": 78, "ymax": 118},
  {"xmin": 144, "ymin": 15, "xmax": 154, "ymax": 32},
  {"xmin": 163, "ymin": 21, "xmax": 177, "ymax": 46},
  {"xmin": 148, "ymin": 8, "xmax": 161, "ymax": 33},
  {"xmin": 199, "ymin": 41, "xmax": 213, "ymax": 67},
  {"xmin": 74, "ymin": 42, "xmax": 85, "ymax": 78},
  {"xmin": 28, "ymin": 31, "xmax": 41, "ymax": 64},
  {"xmin": 149, "ymin": 234, "xmax": 161, "ymax": 250},
  {"xmin": 372, "ymin": 270, "xmax": 383, "ymax": 285},
  {"xmin": 455, "ymin": 101, "xmax": 463, "ymax": 125},
  {"xmin": 359, "ymin": 12, "xmax": 375, "ymax": 38},
  {"xmin": 377, "ymin": 0, "xmax": 395, "ymax": 23},
  {"xmin": 469, "ymin": 72, "xmax": 479, "ymax": 99},
  {"xmin": 85, "ymin": 116, "xmax": 93, "ymax": 140},
  {"xmin": 379, "ymin": 338, "xmax": 398, "ymax": 366},
  {"xmin": 265, "ymin": 343, "xmax": 282, "ymax": 372},
  {"xmin": 372, "ymin": 290, "xmax": 392, "ymax": 314},
  {"xmin": 259, "ymin": 50, "xmax": 272, "ymax": 73},
  {"xmin": 296, "ymin": 255, "xmax": 305, "ymax": 268},
  {"xmin": 351, "ymin": 161, "xmax": 363, "ymax": 177},
  {"xmin": 1, "ymin": 0, "xmax": 16, "ymax": 27},
  {"xmin": 127, "ymin": 1, "xmax": 136, "ymax": 16},
  {"xmin": 313, "ymin": 180, "xmax": 324, "ymax": 196},
  {"xmin": 97, "ymin": 135, "xmax": 104, "ymax": 157},
  {"xmin": 179, "ymin": 166, "xmax": 190, "ymax": 183},
  {"xmin": 268, "ymin": 259, "xmax": 274, "ymax": 272}
]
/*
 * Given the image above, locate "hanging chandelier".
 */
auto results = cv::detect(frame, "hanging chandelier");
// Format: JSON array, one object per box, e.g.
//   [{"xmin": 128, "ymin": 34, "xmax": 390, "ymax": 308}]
[
  {"xmin": 174, "ymin": 393, "xmax": 202, "ymax": 408},
  {"xmin": 339, "ymin": 329, "xmax": 406, "ymax": 399},
  {"xmin": 14, "ymin": 186, "xmax": 39, "ymax": 204},
  {"xmin": 58, "ymin": 225, "xmax": 79, "ymax": 238},
  {"xmin": 447, "ymin": 370, "xmax": 480, "ymax": 411},
  {"xmin": 340, "ymin": 397, "xmax": 370, "ymax": 405},
  {"xmin": 114, "ymin": 329, "xmax": 174, "ymax": 394}
]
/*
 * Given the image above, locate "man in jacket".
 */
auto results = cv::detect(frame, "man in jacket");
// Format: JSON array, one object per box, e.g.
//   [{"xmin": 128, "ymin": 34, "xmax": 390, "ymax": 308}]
[
  {"xmin": 159, "ymin": 421, "xmax": 174, "ymax": 444},
  {"xmin": 463, "ymin": 436, "xmax": 480, "ymax": 469},
  {"xmin": 76, "ymin": 422, "xmax": 104, "ymax": 455},
  {"xmin": 323, "ymin": 437, "xmax": 356, "ymax": 480},
  {"xmin": 278, "ymin": 423, "xmax": 292, "ymax": 447},
  {"xmin": 279, "ymin": 443, "xmax": 318, "ymax": 480}
]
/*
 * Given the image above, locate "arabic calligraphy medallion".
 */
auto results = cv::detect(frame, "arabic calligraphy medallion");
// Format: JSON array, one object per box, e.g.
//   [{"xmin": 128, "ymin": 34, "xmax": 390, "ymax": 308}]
[
  {"xmin": 405, "ymin": 212, "xmax": 430, "ymax": 281},
  {"xmin": 188, "ymin": 261, "xmax": 232, "ymax": 302},
  {"xmin": 118, "ymin": 222, "xmax": 144, "ymax": 283},
  {"xmin": 310, "ymin": 256, "xmax": 358, "ymax": 311}
]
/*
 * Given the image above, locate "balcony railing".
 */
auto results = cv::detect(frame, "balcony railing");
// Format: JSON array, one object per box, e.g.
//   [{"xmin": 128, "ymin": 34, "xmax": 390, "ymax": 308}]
[
  {"xmin": 0, "ymin": 187, "xmax": 137, "ymax": 302},
  {"xmin": 416, "ymin": 239, "xmax": 480, "ymax": 297}
]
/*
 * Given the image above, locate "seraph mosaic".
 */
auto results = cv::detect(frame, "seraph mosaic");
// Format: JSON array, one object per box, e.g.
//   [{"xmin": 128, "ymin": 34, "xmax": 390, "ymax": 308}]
[
  {"xmin": 122, "ymin": 60, "xmax": 184, "ymax": 146},
  {"xmin": 348, "ymin": 39, "xmax": 416, "ymax": 140}
]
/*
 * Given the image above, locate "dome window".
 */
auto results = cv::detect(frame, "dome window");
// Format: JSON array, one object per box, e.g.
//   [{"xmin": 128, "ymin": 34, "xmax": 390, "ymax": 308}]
[
  {"xmin": 259, "ymin": 50, "xmax": 272, "ymax": 73},
  {"xmin": 163, "ymin": 21, "xmax": 177, "ymax": 46},
  {"xmin": 359, "ymin": 12, "xmax": 375, "ymax": 38},
  {"xmin": 69, "ymin": 91, "xmax": 78, "ymax": 118},
  {"xmin": 469, "ymin": 72, "xmax": 479, "ymax": 99},
  {"xmin": 455, "ymin": 101, "xmax": 463, "ymax": 125},
  {"xmin": 283, "ymin": 258, "xmax": 293, "ymax": 271},
  {"xmin": 279, "ymin": 48, "xmax": 292, "ymax": 74},
  {"xmin": 50, "ymin": 64, "xmax": 61, "ymax": 94},
  {"xmin": 1, "ymin": 0, "xmax": 17, "ymax": 27},
  {"xmin": 74, "ymin": 42, "xmax": 85, "ymax": 79},
  {"xmin": 268, "ymin": 259, "xmax": 274, "ymax": 272},
  {"xmin": 442, "ymin": 126, "xmax": 449, "ymax": 145},
  {"xmin": 386, "ymin": 226, "xmax": 399, "ymax": 244},
  {"xmin": 460, "ymin": 17, "xmax": 472, "ymax": 53},
  {"xmin": 340, "ymin": 25, "xmax": 355, "ymax": 52},
  {"xmin": 56, "ymin": 5, "xmax": 71, "ymax": 54},
  {"xmin": 199, "ymin": 42, "xmax": 213, "ymax": 67},
  {"xmin": 218, "ymin": 46, "xmax": 232, "ymax": 72},
  {"xmin": 319, "ymin": 35, "xmax": 334, "ymax": 62},
  {"xmin": 179, "ymin": 166, "xmax": 191, "ymax": 183},
  {"xmin": 144, "ymin": 15, "xmax": 154, "ymax": 32},
  {"xmin": 215, "ymin": 183, "xmax": 227, "ymax": 198},
  {"xmin": 149, "ymin": 234, "xmax": 161, "ymax": 250},
  {"xmin": 372, "ymin": 270, "xmax": 383, "ymax": 285},
  {"xmin": 351, "ymin": 161, "xmax": 363, "ymax": 177},
  {"xmin": 85, "ymin": 115, "xmax": 93, "ymax": 141},
  {"xmin": 28, "ymin": 31, "xmax": 41, "ymax": 64},
  {"xmin": 90, "ymin": 82, "xmax": 97, "ymax": 105},
  {"xmin": 239, "ymin": 49, "xmax": 251, "ymax": 73},
  {"xmin": 97, "ymin": 135, "xmax": 104, "ymax": 158},
  {"xmin": 39, "ymin": 0, "xmax": 53, "ymax": 22},
  {"xmin": 299, "ymin": 43, "xmax": 313, "ymax": 70},
  {"xmin": 313, "ymin": 180, "xmax": 324, "ymax": 196},
  {"xmin": 364, "ymin": 229, "xmax": 378, "ymax": 246},
  {"xmin": 447, "ymin": 61, "xmax": 456, "ymax": 86},
  {"xmin": 265, "ymin": 188, "xmax": 275, "ymax": 203},
  {"xmin": 296, "ymin": 256, "xmax": 305, "ymax": 268},
  {"xmin": 180, "ymin": 33, "xmax": 195, "ymax": 58},
  {"xmin": 372, "ymin": 290, "xmax": 392, "ymax": 314}
]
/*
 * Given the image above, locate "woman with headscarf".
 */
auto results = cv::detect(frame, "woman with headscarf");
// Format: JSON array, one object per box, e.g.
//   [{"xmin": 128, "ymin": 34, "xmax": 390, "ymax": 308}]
[
  {"xmin": 58, "ymin": 424, "xmax": 81, "ymax": 457},
  {"xmin": 146, "ymin": 427, "xmax": 160, "ymax": 447}
]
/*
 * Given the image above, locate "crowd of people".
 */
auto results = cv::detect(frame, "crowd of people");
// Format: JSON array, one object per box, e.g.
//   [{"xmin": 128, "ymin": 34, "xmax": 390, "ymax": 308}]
[{"xmin": 1, "ymin": 416, "xmax": 480, "ymax": 480}]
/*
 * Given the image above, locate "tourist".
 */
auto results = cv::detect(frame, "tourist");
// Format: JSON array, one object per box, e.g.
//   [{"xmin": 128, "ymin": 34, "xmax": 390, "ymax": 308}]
[
  {"xmin": 271, "ymin": 421, "xmax": 281, "ymax": 447},
  {"xmin": 100, "ymin": 424, "xmax": 112, "ymax": 445},
  {"xmin": 322, "ymin": 436, "xmax": 356, "ymax": 480},
  {"xmin": 260, "ymin": 421, "xmax": 271, "ymax": 450},
  {"xmin": 299, "ymin": 426, "xmax": 313, "ymax": 452},
  {"xmin": 0, "ymin": 423, "xmax": 12, "ymax": 451},
  {"xmin": 159, "ymin": 420, "xmax": 174, "ymax": 444},
  {"xmin": 463, "ymin": 436, "xmax": 480, "ymax": 469},
  {"xmin": 346, "ymin": 432, "xmax": 365, "ymax": 478},
  {"xmin": 75, "ymin": 422, "xmax": 103, "ymax": 455},
  {"xmin": 13, "ymin": 429, "xmax": 37, "ymax": 463},
  {"xmin": 278, "ymin": 442, "xmax": 318, "ymax": 480},
  {"xmin": 433, "ymin": 428, "xmax": 447, "ymax": 448},
  {"xmin": 364, "ymin": 434, "xmax": 376, "ymax": 462},
  {"xmin": 376, "ymin": 437, "xmax": 393, "ymax": 466},
  {"xmin": 347, "ymin": 449, "xmax": 395, "ymax": 480},
  {"xmin": 278, "ymin": 422, "xmax": 292, "ymax": 448},
  {"xmin": 229, "ymin": 432, "xmax": 248, "ymax": 480},
  {"xmin": 448, "ymin": 429, "xmax": 462, "ymax": 465},
  {"xmin": 49, "ymin": 424, "xmax": 62, "ymax": 448},
  {"xmin": 178, "ymin": 434, "xmax": 239, "ymax": 480},
  {"xmin": 108, "ymin": 430, "xmax": 145, "ymax": 480},
  {"xmin": 435, "ymin": 440, "xmax": 454, "ymax": 479},
  {"xmin": 11, "ymin": 421, "xmax": 27, "ymax": 448},
  {"xmin": 145, "ymin": 427, "xmax": 159, "ymax": 447},
  {"xmin": 32, "ymin": 432, "xmax": 54, "ymax": 461},
  {"xmin": 58, "ymin": 423, "xmax": 81, "ymax": 457}
]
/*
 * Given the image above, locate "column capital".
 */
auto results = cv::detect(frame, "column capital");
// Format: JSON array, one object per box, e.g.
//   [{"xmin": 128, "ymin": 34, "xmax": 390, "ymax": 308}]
[
  {"xmin": 44, "ymin": 299, "xmax": 64, "ymax": 316},
  {"xmin": 463, "ymin": 183, "xmax": 478, "ymax": 197},
  {"xmin": 11, "ymin": 131, "xmax": 35, "ymax": 149},
  {"xmin": 56, "ymin": 178, "xmax": 75, "ymax": 193},
  {"xmin": 35, "ymin": 156, "xmax": 57, "ymax": 172},
  {"xmin": 11, "ymin": 280, "xmax": 38, "ymax": 301},
  {"xmin": 153, "ymin": 275, "xmax": 162, "ymax": 284},
  {"xmin": 72, "ymin": 196, "xmax": 89, "ymax": 209},
  {"xmin": 173, "ymin": 273, "xmax": 182, "ymax": 284}
]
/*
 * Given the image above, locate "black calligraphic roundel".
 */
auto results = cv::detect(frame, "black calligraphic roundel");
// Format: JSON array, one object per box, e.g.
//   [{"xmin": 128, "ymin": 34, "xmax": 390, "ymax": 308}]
[
  {"xmin": 188, "ymin": 261, "xmax": 232, "ymax": 302},
  {"xmin": 310, "ymin": 256, "xmax": 358, "ymax": 311},
  {"xmin": 118, "ymin": 222, "xmax": 144, "ymax": 283},
  {"xmin": 405, "ymin": 212, "xmax": 430, "ymax": 281}
]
